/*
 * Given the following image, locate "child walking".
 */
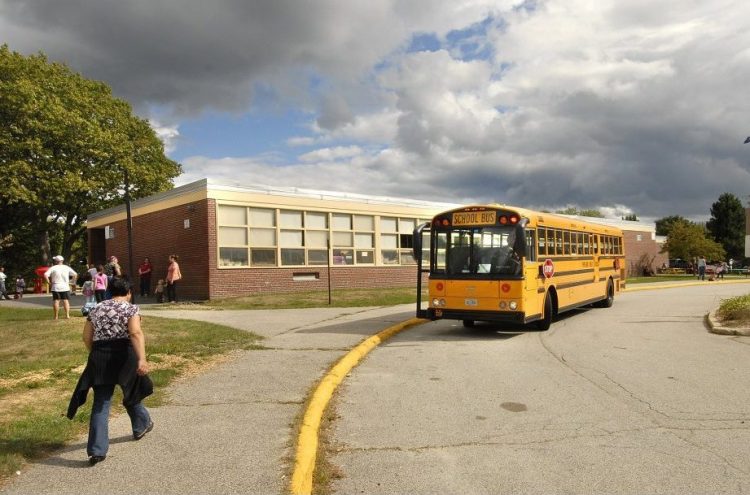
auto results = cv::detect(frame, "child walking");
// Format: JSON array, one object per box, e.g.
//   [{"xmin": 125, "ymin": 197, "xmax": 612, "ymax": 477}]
[
  {"xmin": 154, "ymin": 279, "xmax": 165, "ymax": 303},
  {"xmin": 15, "ymin": 275, "xmax": 26, "ymax": 299},
  {"xmin": 81, "ymin": 274, "xmax": 97, "ymax": 316}
]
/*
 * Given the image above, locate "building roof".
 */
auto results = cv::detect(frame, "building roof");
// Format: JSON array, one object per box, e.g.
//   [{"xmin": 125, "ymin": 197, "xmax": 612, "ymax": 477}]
[
  {"xmin": 87, "ymin": 178, "xmax": 461, "ymax": 226},
  {"xmin": 87, "ymin": 178, "xmax": 658, "ymax": 235}
]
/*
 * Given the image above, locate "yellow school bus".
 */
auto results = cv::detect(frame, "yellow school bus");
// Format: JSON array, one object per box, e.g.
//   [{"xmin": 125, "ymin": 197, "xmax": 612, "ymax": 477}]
[{"xmin": 413, "ymin": 205, "xmax": 625, "ymax": 330}]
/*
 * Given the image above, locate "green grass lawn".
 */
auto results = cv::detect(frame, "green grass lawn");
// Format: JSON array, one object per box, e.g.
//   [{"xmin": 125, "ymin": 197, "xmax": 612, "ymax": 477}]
[
  {"xmin": 187, "ymin": 287, "xmax": 423, "ymax": 310},
  {"xmin": 626, "ymin": 274, "xmax": 748, "ymax": 284},
  {"xmin": 0, "ymin": 307, "xmax": 263, "ymax": 483},
  {"xmin": 148, "ymin": 277, "xmax": 748, "ymax": 311}
]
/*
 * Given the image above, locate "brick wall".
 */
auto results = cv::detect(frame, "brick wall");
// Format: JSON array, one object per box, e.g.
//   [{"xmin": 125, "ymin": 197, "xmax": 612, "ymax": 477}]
[
  {"xmin": 624, "ymin": 230, "xmax": 668, "ymax": 275},
  {"xmin": 94, "ymin": 199, "xmax": 421, "ymax": 301},
  {"xmin": 208, "ymin": 265, "xmax": 421, "ymax": 298},
  {"xmin": 98, "ymin": 199, "xmax": 211, "ymax": 300},
  {"xmin": 205, "ymin": 199, "xmax": 420, "ymax": 297}
]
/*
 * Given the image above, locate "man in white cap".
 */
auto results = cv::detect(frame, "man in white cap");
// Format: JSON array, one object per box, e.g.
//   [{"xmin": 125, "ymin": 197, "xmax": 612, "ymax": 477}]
[
  {"xmin": 44, "ymin": 255, "xmax": 78, "ymax": 319},
  {"xmin": 0, "ymin": 266, "xmax": 11, "ymax": 300}
]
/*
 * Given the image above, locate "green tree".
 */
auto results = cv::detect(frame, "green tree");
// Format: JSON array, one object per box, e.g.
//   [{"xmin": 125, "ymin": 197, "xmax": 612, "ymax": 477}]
[
  {"xmin": 655, "ymin": 215, "xmax": 690, "ymax": 236},
  {"xmin": 706, "ymin": 193, "xmax": 745, "ymax": 260},
  {"xmin": 621, "ymin": 214, "xmax": 638, "ymax": 221},
  {"xmin": 662, "ymin": 221, "xmax": 725, "ymax": 262},
  {"xmin": 0, "ymin": 45, "xmax": 181, "ymax": 270}
]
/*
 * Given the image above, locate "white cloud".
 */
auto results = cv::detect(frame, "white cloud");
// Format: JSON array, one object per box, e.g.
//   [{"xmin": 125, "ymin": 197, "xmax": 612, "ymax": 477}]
[
  {"xmin": 298, "ymin": 146, "xmax": 365, "ymax": 163},
  {"xmin": 149, "ymin": 120, "xmax": 180, "ymax": 154},
  {"xmin": 286, "ymin": 136, "xmax": 316, "ymax": 147}
]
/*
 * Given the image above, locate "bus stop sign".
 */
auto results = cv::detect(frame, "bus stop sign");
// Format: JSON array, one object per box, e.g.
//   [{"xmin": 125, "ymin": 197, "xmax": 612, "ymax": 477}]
[{"xmin": 543, "ymin": 259, "xmax": 555, "ymax": 278}]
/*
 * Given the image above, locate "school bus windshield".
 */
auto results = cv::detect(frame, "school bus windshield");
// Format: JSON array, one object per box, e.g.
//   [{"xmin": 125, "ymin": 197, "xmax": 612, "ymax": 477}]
[{"xmin": 433, "ymin": 226, "xmax": 524, "ymax": 277}]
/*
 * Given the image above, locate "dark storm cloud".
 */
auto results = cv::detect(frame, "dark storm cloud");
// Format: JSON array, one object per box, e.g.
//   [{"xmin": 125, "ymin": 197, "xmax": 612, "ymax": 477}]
[
  {"xmin": 4, "ymin": 0, "xmax": 750, "ymax": 221},
  {"xmin": 0, "ymin": 0, "xmax": 406, "ymax": 114}
]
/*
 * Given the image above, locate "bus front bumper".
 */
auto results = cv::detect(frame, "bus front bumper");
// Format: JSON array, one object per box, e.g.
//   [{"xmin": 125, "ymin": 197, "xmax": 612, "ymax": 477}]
[{"xmin": 421, "ymin": 308, "xmax": 533, "ymax": 325}]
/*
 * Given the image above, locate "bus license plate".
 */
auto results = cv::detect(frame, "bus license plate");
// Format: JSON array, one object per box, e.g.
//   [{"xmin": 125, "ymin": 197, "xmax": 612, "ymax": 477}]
[{"xmin": 465, "ymin": 298, "xmax": 478, "ymax": 306}]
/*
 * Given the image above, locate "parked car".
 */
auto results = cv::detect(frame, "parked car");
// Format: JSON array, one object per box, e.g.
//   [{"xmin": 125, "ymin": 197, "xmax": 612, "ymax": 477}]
[{"xmin": 668, "ymin": 258, "xmax": 689, "ymax": 269}]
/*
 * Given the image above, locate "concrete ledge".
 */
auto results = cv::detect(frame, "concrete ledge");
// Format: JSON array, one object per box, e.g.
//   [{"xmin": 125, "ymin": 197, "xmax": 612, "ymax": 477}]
[{"xmin": 706, "ymin": 310, "xmax": 750, "ymax": 336}]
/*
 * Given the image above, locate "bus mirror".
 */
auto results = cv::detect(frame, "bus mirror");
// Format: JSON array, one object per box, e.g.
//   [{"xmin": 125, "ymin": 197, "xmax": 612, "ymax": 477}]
[{"xmin": 413, "ymin": 222, "xmax": 430, "ymax": 261}]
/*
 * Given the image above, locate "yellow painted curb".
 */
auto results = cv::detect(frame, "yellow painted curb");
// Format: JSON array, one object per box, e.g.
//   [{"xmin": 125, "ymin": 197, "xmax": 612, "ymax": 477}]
[{"xmin": 290, "ymin": 317, "xmax": 426, "ymax": 495}]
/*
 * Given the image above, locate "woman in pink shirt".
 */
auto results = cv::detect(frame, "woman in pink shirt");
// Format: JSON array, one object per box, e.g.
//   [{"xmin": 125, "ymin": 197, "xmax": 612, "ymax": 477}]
[
  {"xmin": 94, "ymin": 265, "xmax": 108, "ymax": 303},
  {"xmin": 165, "ymin": 255, "xmax": 182, "ymax": 303}
]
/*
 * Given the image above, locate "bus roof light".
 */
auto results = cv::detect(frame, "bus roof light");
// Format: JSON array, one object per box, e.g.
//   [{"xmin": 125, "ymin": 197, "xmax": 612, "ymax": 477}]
[
  {"xmin": 510, "ymin": 215, "xmax": 519, "ymax": 224},
  {"xmin": 499, "ymin": 216, "xmax": 508, "ymax": 225}
]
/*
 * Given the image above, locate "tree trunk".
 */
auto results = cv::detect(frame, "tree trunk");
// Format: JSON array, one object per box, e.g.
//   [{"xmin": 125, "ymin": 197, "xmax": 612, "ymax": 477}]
[{"xmin": 39, "ymin": 229, "xmax": 50, "ymax": 266}]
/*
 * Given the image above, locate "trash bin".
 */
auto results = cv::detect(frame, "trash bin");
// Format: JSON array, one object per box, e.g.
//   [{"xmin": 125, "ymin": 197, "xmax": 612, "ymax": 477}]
[{"xmin": 34, "ymin": 266, "xmax": 49, "ymax": 294}]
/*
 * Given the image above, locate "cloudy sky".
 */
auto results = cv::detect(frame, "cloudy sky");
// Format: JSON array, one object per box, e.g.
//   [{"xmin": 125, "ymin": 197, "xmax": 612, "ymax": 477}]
[{"xmin": 2, "ymin": 0, "xmax": 750, "ymax": 220}]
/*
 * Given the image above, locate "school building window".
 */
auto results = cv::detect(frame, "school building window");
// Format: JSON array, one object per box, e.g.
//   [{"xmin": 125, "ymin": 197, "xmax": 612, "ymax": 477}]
[{"xmin": 217, "ymin": 205, "xmax": 423, "ymax": 268}]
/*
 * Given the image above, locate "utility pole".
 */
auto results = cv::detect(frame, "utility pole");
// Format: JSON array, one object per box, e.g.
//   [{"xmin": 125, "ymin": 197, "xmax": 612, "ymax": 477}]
[{"xmin": 123, "ymin": 168, "xmax": 135, "ymax": 303}]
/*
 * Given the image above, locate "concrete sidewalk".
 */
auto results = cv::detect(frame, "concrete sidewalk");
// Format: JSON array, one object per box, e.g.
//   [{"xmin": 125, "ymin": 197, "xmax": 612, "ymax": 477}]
[{"xmin": 1, "ymin": 300, "xmax": 417, "ymax": 495}]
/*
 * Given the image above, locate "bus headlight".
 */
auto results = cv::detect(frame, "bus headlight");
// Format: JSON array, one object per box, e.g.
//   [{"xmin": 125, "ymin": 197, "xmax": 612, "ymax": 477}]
[
  {"xmin": 499, "ymin": 301, "xmax": 507, "ymax": 309},
  {"xmin": 509, "ymin": 301, "xmax": 518, "ymax": 310},
  {"xmin": 432, "ymin": 298, "xmax": 446, "ymax": 307}
]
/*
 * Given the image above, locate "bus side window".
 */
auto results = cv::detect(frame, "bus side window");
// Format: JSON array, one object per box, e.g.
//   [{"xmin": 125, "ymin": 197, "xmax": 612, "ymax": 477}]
[
  {"xmin": 526, "ymin": 230, "xmax": 536, "ymax": 261},
  {"xmin": 537, "ymin": 228, "xmax": 546, "ymax": 257}
]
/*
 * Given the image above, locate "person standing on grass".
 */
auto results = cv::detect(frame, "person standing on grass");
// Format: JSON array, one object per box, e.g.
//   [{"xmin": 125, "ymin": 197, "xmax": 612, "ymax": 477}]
[
  {"xmin": 44, "ymin": 256, "xmax": 77, "ymax": 319},
  {"xmin": 67, "ymin": 277, "xmax": 154, "ymax": 466},
  {"xmin": 94, "ymin": 265, "xmax": 108, "ymax": 303},
  {"xmin": 165, "ymin": 254, "xmax": 182, "ymax": 303},
  {"xmin": 138, "ymin": 257, "xmax": 153, "ymax": 297},
  {"xmin": 103, "ymin": 256, "xmax": 121, "ymax": 300},
  {"xmin": 697, "ymin": 255, "xmax": 707, "ymax": 281},
  {"xmin": 0, "ymin": 267, "xmax": 11, "ymax": 300},
  {"xmin": 15, "ymin": 274, "xmax": 26, "ymax": 299}
]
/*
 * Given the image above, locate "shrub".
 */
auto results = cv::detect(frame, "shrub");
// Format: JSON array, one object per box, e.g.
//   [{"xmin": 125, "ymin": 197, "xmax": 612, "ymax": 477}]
[{"xmin": 716, "ymin": 294, "xmax": 750, "ymax": 321}]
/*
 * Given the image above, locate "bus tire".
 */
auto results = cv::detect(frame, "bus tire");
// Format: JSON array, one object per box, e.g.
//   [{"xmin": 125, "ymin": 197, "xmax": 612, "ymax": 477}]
[
  {"xmin": 596, "ymin": 279, "xmax": 615, "ymax": 308},
  {"xmin": 536, "ymin": 292, "xmax": 553, "ymax": 331},
  {"xmin": 462, "ymin": 319, "xmax": 475, "ymax": 328}
]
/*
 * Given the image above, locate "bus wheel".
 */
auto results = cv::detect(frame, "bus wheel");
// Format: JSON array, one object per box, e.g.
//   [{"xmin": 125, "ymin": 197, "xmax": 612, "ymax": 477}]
[
  {"xmin": 536, "ymin": 293, "xmax": 553, "ymax": 331},
  {"xmin": 596, "ymin": 280, "xmax": 615, "ymax": 308},
  {"xmin": 462, "ymin": 319, "xmax": 475, "ymax": 328},
  {"xmin": 604, "ymin": 279, "xmax": 615, "ymax": 307}
]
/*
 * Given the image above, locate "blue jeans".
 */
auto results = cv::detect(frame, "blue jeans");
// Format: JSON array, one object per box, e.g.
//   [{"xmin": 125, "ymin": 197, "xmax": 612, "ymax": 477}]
[{"xmin": 87, "ymin": 384, "xmax": 151, "ymax": 457}]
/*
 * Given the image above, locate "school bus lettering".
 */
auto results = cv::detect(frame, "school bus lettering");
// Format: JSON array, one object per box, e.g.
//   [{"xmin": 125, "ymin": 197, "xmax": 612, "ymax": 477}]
[{"xmin": 452, "ymin": 211, "xmax": 496, "ymax": 226}]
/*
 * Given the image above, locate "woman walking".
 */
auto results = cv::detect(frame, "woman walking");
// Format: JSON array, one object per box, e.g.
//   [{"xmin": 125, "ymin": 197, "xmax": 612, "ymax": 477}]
[{"xmin": 67, "ymin": 277, "xmax": 154, "ymax": 465}]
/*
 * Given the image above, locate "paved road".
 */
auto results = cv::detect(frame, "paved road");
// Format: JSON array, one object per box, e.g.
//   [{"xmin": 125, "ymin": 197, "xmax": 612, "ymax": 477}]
[
  {"xmin": 1, "ymin": 296, "xmax": 416, "ymax": 495},
  {"xmin": 330, "ymin": 283, "xmax": 750, "ymax": 494}
]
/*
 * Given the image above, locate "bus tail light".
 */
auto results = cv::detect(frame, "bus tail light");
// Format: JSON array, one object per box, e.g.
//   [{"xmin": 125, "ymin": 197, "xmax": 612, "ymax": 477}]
[
  {"xmin": 500, "ymin": 214, "xmax": 521, "ymax": 225},
  {"xmin": 436, "ymin": 282, "xmax": 444, "ymax": 291}
]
